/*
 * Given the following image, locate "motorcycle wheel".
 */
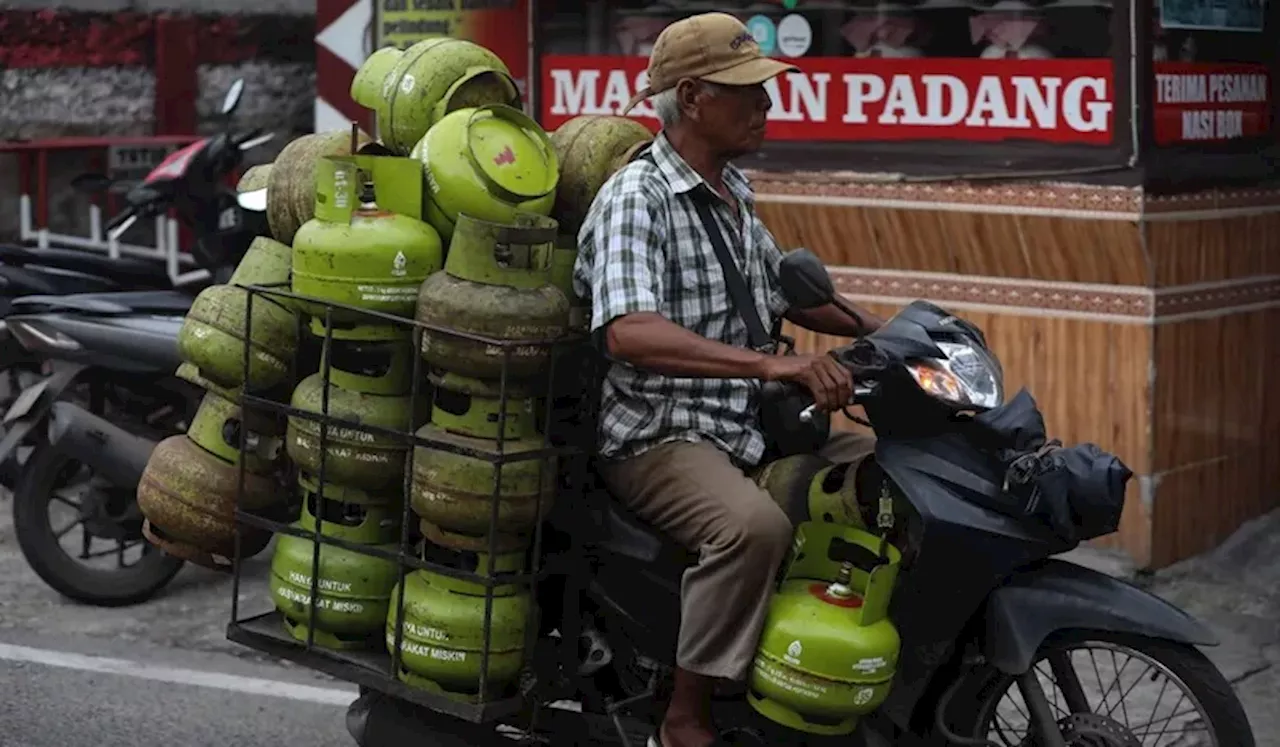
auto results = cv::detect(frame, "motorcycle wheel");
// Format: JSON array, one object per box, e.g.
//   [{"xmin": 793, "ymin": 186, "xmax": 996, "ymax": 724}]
[
  {"xmin": 12, "ymin": 439, "xmax": 184, "ymax": 607},
  {"xmin": 939, "ymin": 631, "xmax": 1254, "ymax": 747}
]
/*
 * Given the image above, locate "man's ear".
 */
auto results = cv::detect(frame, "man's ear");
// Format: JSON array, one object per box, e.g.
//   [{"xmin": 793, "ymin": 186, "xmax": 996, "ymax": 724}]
[{"xmin": 675, "ymin": 78, "xmax": 701, "ymax": 121}]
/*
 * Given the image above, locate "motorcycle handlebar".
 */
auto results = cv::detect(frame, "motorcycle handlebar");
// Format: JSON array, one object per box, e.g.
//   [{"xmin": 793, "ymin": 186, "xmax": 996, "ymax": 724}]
[{"xmin": 798, "ymin": 383, "xmax": 876, "ymax": 423}]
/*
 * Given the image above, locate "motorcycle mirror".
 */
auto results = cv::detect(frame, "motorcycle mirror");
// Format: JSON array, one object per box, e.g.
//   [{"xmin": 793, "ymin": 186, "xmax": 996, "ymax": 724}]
[
  {"xmin": 237, "ymin": 188, "xmax": 267, "ymax": 212},
  {"xmin": 221, "ymin": 79, "xmax": 245, "ymax": 117},
  {"xmin": 71, "ymin": 172, "xmax": 113, "ymax": 194},
  {"xmin": 779, "ymin": 248, "xmax": 836, "ymax": 309}
]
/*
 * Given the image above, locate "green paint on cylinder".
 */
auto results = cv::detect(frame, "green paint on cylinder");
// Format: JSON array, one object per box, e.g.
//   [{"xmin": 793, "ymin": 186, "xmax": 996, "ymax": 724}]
[
  {"xmin": 270, "ymin": 494, "xmax": 402, "ymax": 650},
  {"xmin": 177, "ymin": 283, "xmax": 298, "ymax": 391},
  {"xmin": 292, "ymin": 193, "xmax": 444, "ymax": 322},
  {"xmin": 428, "ymin": 371, "xmax": 539, "ymax": 441},
  {"xmin": 410, "ymin": 424, "xmax": 555, "ymax": 544},
  {"xmin": 748, "ymin": 522, "xmax": 902, "ymax": 736},
  {"xmin": 411, "ymin": 105, "xmax": 558, "ymax": 242},
  {"xmin": 350, "ymin": 38, "xmax": 520, "ymax": 156},
  {"xmin": 548, "ymin": 114, "xmax": 654, "ymax": 236},
  {"xmin": 386, "ymin": 552, "xmax": 530, "ymax": 700},
  {"xmin": 286, "ymin": 372, "xmax": 429, "ymax": 492},
  {"xmin": 185, "ymin": 390, "xmax": 282, "ymax": 474}
]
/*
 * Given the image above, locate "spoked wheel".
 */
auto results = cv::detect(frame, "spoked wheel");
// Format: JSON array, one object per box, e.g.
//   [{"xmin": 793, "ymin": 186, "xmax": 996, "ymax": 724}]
[
  {"xmin": 12, "ymin": 440, "xmax": 184, "ymax": 607},
  {"xmin": 943, "ymin": 632, "xmax": 1254, "ymax": 747}
]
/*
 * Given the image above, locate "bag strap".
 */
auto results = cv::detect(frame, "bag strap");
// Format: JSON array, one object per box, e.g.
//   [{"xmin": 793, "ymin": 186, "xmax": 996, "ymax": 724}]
[{"xmin": 635, "ymin": 146, "xmax": 772, "ymax": 351}]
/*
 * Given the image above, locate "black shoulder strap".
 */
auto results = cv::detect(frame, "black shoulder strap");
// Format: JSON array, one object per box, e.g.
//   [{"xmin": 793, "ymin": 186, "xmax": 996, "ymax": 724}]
[{"xmin": 635, "ymin": 147, "xmax": 772, "ymax": 351}]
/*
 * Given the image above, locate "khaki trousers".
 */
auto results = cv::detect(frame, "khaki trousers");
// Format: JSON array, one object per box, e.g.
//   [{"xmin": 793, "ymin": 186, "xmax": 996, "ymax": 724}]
[{"xmin": 596, "ymin": 431, "xmax": 876, "ymax": 681}]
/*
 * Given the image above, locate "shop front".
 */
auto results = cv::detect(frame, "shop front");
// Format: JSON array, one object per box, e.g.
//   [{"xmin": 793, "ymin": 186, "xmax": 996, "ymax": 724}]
[{"xmin": 329, "ymin": 0, "xmax": 1278, "ymax": 569}]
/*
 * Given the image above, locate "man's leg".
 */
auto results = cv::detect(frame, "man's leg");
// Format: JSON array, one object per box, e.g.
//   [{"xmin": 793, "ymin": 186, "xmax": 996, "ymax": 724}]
[
  {"xmin": 598, "ymin": 440, "xmax": 794, "ymax": 747},
  {"xmin": 818, "ymin": 428, "xmax": 876, "ymax": 464}
]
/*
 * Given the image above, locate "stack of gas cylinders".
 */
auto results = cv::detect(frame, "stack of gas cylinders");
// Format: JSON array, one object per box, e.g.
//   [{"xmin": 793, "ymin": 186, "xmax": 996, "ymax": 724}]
[
  {"xmin": 132, "ymin": 34, "xmax": 657, "ymax": 703},
  {"xmin": 138, "ymin": 235, "xmax": 297, "ymax": 570}
]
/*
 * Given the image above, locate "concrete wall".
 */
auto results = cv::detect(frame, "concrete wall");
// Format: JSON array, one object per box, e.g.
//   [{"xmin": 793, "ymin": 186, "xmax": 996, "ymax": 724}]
[{"xmin": 1, "ymin": 2, "xmax": 318, "ymax": 243}]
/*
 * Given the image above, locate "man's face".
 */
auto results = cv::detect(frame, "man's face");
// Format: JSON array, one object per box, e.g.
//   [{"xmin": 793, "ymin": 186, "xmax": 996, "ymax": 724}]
[{"xmin": 683, "ymin": 80, "xmax": 773, "ymax": 157}]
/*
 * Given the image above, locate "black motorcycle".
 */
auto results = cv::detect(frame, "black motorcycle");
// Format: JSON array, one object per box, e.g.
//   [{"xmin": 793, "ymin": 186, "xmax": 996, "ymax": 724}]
[
  {"xmin": 348, "ymin": 251, "xmax": 1253, "ymax": 746},
  {"xmin": 0, "ymin": 79, "xmax": 272, "ymax": 606}
]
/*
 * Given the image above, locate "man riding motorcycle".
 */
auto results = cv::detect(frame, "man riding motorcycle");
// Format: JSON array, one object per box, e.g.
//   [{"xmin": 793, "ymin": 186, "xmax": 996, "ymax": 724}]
[{"xmin": 573, "ymin": 13, "xmax": 887, "ymax": 747}]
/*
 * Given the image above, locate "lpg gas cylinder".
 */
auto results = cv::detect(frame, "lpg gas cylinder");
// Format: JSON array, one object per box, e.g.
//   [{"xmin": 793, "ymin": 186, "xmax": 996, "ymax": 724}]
[
  {"xmin": 236, "ymin": 163, "xmax": 273, "ymax": 194},
  {"xmin": 270, "ymin": 493, "xmax": 401, "ymax": 650},
  {"xmin": 428, "ymin": 371, "xmax": 538, "ymax": 441},
  {"xmin": 386, "ymin": 551, "xmax": 530, "ymax": 700},
  {"xmin": 748, "ymin": 522, "xmax": 902, "ymax": 736},
  {"xmin": 185, "ymin": 390, "xmax": 283, "ymax": 474},
  {"xmin": 416, "ymin": 213, "xmax": 569, "ymax": 380},
  {"xmin": 228, "ymin": 235, "xmax": 292, "ymax": 287},
  {"xmin": 267, "ymin": 129, "xmax": 372, "ymax": 245},
  {"xmin": 286, "ymin": 372, "xmax": 428, "ymax": 492},
  {"xmin": 410, "ymin": 424, "xmax": 555, "ymax": 552},
  {"xmin": 755, "ymin": 455, "xmax": 867, "ymax": 529},
  {"xmin": 313, "ymin": 324, "xmax": 416, "ymax": 395},
  {"xmin": 411, "ymin": 105, "xmax": 558, "ymax": 241},
  {"xmin": 177, "ymin": 282, "xmax": 298, "ymax": 390},
  {"xmin": 292, "ymin": 177, "xmax": 443, "ymax": 323},
  {"xmin": 137, "ymin": 434, "xmax": 281, "ymax": 570},
  {"xmin": 350, "ymin": 38, "xmax": 520, "ymax": 155},
  {"xmin": 549, "ymin": 115, "xmax": 653, "ymax": 235}
]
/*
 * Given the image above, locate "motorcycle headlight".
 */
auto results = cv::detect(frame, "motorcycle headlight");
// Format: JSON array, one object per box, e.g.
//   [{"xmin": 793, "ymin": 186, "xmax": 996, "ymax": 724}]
[{"xmin": 906, "ymin": 342, "xmax": 1003, "ymax": 409}]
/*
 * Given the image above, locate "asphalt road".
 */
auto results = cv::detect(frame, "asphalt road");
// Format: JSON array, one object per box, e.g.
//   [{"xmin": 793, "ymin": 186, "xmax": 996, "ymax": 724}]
[{"xmin": 0, "ymin": 487, "xmax": 360, "ymax": 747}]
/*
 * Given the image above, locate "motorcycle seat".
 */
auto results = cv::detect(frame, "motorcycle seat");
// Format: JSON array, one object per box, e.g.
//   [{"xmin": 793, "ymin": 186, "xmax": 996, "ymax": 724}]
[
  {"xmin": 599, "ymin": 502, "xmax": 666, "ymax": 564},
  {"xmin": 0, "ymin": 244, "xmax": 172, "ymax": 286},
  {"xmin": 9, "ymin": 290, "xmax": 194, "ymax": 316}
]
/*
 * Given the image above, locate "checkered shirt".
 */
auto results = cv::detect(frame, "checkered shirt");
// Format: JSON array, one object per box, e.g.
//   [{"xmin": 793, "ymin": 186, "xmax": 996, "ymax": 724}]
[{"xmin": 572, "ymin": 132, "xmax": 790, "ymax": 467}]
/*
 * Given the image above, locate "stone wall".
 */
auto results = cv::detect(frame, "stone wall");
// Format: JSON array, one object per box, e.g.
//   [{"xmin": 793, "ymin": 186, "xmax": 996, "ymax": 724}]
[{"xmin": 0, "ymin": 2, "xmax": 318, "ymax": 242}]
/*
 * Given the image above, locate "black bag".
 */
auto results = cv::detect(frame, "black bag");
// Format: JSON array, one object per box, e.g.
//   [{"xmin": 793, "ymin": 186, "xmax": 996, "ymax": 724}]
[
  {"xmin": 973, "ymin": 388, "xmax": 1133, "ymax": 543},
  {"xmin": 688, "ymin": 196, "xmax": 830, "ymax": 458}
]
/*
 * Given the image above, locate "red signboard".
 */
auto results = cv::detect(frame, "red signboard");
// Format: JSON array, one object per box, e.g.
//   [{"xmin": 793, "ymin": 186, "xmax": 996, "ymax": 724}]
[
  {"xmin": 541, "ymin": 55, "xmax": 1116, "ymax": 144},
  {"xmin": 1153, "ymin": 62, "xmax": 1271, "ymax": 145}
]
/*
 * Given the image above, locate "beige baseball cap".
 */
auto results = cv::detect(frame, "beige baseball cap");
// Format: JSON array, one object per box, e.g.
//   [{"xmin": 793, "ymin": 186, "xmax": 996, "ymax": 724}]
[{"xmin": 621, "ymin": 12, "xmax": 799, "ymax": 115}]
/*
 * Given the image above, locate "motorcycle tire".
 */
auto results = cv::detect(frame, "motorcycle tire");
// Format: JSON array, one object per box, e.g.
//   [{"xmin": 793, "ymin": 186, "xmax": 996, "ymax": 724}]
[
  {"xmin": 938, "ymin": 630, "xmax": 1254, "ymax": 747},
  {"xmin": 12, "ymin": 440, "xmax": 185, "ymax": 607}
]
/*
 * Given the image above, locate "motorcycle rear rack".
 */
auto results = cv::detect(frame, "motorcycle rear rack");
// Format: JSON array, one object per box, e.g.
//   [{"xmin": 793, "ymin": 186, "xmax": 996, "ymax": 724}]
[{"xmin": 226, "ymin": 610, "xmax": 525, "ymax": 723}]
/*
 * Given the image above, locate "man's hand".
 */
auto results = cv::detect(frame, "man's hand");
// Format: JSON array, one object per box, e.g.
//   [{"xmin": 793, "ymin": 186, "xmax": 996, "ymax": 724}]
[{"xmin": 761, "ymin": 353, "xmax": 853, "ymax": 412}]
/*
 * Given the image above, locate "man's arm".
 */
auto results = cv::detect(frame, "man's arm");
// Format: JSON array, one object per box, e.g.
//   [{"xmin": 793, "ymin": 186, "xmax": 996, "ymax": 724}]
[{"xmin": 585, "ymin": 175, "xmax": 773, "ymax": 379}]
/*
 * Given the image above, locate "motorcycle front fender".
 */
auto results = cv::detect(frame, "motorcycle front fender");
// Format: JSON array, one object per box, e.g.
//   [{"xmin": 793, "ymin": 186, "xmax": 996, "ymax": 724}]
[
  {"xmin": 0, "ymin": 362, "xmax": 89, "ymax": 467},
  {"xmin": 982, "ymin": 558, "xmax": 1217, "ymax": 674}
]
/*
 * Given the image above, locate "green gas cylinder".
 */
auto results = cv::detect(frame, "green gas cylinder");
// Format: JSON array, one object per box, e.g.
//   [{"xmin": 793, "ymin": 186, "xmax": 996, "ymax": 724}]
[
  {"xmin": 350, "ymin": 38, "xmax": 521, "ymax": 156},
  {"xmin": 185, "ymin": 390, "xmax": 282, "ymax": 474},
  {"xmin": 748, "ymin": 522, "xmax": 902, "ymax": 736},
  {"xmin": 386, "ymin": 551, "xmax": 530, "ymax": 700},
  {"xmin": 416, "ymin": 213, "xmax": 570, "ymax": 380},
  {"xmin": 292, "ymin": 177, "xmax": 444, "ymax": 322},
  {"xmin": 137, "ymin": 434, "xmax": 282, "ymax": 571},
  {"xmin": 755, "ymin": 455, "xmax": 867, "ymax": 529},
  {"xmin": 286, "ymin": 372, "xmax": 429, "ymax": 492},
  {"xmin": 549, "ymin": 115, "xmax": 654, "ymax": 235},
  {"xmin": 411, "ymin": 105, "xmax": 558, "ymax": 241},
  {"xmin": 177, "ymin": 283, "xmax": 298, "ymax": 391},
  {"xmin": 410, "ymin": 424, "xmax": 556, "ymax": 552},
  {"xmin": 312, "ymin": 324, "xmax": 416, "ymax": 395},
  {"xmin": 429, "ymin": 371, "xmax": 538, "ymax": 441},
  {"xmin": 268, "ymin": 129, "xmax": 372, "ymax": 245},
  {"xmin": 229, "ymin": 235, "xmax": 293, "ymax": 287},
  {"xmin": 270, "ymin": 491, "xmax": 401, "ymax": 650}
]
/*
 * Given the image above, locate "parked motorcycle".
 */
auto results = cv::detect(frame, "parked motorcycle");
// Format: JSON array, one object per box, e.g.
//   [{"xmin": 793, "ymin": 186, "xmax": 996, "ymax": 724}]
[
  {"xmin": 344, "ymin": 251, "xmax": 1253, "ymax": 746},
  {"xmin": 0, "ymin": 78, "xmax": 273, "ymax": 606}
]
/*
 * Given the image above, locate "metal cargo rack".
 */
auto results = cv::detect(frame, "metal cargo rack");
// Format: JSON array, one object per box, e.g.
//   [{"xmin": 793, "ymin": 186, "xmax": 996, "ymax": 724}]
[{"xmin": 222, "ymin": 279, "xmax": 586, "ymax": 725}]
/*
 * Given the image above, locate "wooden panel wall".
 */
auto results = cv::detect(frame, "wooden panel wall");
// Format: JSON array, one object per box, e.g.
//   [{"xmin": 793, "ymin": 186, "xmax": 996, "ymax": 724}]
[{"xmin": 753, "ymin": 181, "xmax": 1280, "ymax": 570}]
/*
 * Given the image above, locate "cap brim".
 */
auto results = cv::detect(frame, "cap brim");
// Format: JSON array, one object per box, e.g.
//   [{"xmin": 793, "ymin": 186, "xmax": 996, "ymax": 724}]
[{"xmin": 701, "ymin": 56, "xmax": 799, "ymax": 87}]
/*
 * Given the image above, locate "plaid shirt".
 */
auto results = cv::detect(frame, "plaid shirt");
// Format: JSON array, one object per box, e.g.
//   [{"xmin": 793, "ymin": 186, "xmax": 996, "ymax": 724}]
[{"xmin": 573, "ymin": 132, "xmax": 789, "ymax": 467}]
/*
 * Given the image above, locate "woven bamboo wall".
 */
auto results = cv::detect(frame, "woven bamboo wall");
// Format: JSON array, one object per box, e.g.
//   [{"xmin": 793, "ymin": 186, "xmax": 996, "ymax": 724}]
[{"xmin": 749, "ymin": 176, "xmax": 1280, "ymax": 569}]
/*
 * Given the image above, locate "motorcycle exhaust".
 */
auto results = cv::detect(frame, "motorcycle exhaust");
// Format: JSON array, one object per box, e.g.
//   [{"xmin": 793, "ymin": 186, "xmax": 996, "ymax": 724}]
[{"xmin": 46, "ymin": 402, "xmax": 157, "ymax": 487}]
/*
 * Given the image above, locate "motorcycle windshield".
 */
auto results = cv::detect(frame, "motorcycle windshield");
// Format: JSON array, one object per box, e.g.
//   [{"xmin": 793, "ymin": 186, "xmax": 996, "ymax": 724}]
[{"xmin": 144, "ymin": 139, "xmax": 210, "ymax": 184}]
